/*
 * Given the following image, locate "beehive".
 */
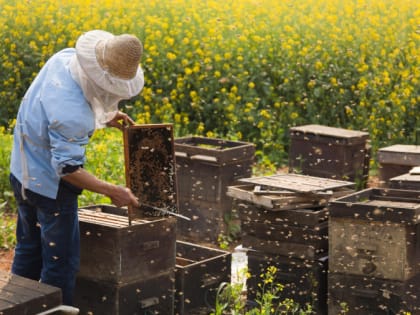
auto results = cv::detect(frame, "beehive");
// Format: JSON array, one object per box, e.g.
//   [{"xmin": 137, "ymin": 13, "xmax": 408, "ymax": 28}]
[
  {"xmin": 246, "ymin": 251, "xmax": 328, "ymax": 315},
  {"xmin": 0, "ymin": 271, "xmax": 62, "ymax": 315},
  {"xmin": 377, "ymin": 144, "xmax": 420, "ymax": 187},
  {"xmin": 288, "ymin": 124, "xmax": 370, "ymax": 187},
  {"xmin": 329, "ymin": 188, "xmax": 420, "ymax": 281},
  {"xmin": 174, "ymin": 240, "xmax": 231, "ymax": 315},
  {"xmin": 175, "ymin": 136, "xmax": 255, "ymax": 244}
]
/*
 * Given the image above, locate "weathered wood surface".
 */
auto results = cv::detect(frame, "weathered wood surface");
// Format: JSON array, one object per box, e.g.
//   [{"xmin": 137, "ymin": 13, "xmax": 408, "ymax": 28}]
[
  {"xmin": 390, "ymin": 172, "xmax": 420, "ymax": 190},
  {"xmin": 288, "ymin": 124, "xmax": 370, "ymax": 184},
  {"xmin": 123, "ymin": 124, "xmax": 177, "ymax": 221},
  {"xmin": 227, "ymin": 173, "xmax": 354, "ymax": 210},
  {"xmin": 228, "ymin": 184, "xmax": 353, "ymax": 210},
  {"xmin": 329, "ymin": 188, "xmax": 420, "ymax": 223},
  {"xmin": 378, "ymin": 144, "xmax": 420, "ymax": 165},
  {"xmin": 175, "ymin": 136, "xmax": 255, "ymax": 164},
  {"xmin": 236, "ymin": 201, "xmax": 328, "ymax": 225},
  {"xmin": 289, "ymin": 124, "xmax": 369, "ymax": 143},
  {"xmin": 0, "ymin": 270, "xmax": 62, "ymax": 315},
  {"xmin": 329, "ymin": 217, "xmax": 419, "ymax": 281},
  {"xmin": 238, "ymin": 173, "xmax": 354, "ymax": 192},
  {"xmin": 78, "ymin": 206, "xmax": 176, "ymax": 284},
  {"xmin": 175, "ymin": 241, "xmax": 231, "ymax": 315},
  {"xmin": 247, "ymin": 251, "xmax": 328, "ymax": 315},
  {"xmin": 378, "ymin": 145, "xmax": 420, "ymax": 186},
  {"xmin": 74, "ymin": 271, "xmax": 175, "ymax": 315},
  {"xmin": 175, "ymin": 137, "xmax": 254, "ymax": 244},
  {"xmin": 328, "ymin": 272, "xmax": 419, "ymax": 315}
]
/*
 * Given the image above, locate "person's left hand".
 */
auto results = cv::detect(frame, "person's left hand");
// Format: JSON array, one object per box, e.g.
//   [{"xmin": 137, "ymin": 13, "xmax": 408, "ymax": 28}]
[{"xmin": 106, "ymin": 111, "xmax": 136, "ymax": 130}]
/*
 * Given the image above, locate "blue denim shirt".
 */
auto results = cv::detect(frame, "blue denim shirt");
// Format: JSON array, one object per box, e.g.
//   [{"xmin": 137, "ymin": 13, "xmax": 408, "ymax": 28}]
[{"xmin": 10, "ymin": 48, "xmax": 95, "ymax": 199}]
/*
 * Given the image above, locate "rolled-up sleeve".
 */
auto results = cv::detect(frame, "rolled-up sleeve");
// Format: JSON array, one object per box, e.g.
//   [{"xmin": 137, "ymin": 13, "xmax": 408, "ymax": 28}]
[{"xmin": 48, "ymin": 120, "xmax": 90, "ymax": 177}]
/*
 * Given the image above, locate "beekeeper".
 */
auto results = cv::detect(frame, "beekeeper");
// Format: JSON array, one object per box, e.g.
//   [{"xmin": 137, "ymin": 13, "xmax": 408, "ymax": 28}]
[{"xmin": 9, "ymin": 30, "xmax": 143, "ymax": 305}]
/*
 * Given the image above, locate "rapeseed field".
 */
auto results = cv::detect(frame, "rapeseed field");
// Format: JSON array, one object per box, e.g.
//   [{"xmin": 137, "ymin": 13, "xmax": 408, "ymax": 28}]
[{"xmin": 1, "ymin": 0, "xmax": 419, "ymax": 166}]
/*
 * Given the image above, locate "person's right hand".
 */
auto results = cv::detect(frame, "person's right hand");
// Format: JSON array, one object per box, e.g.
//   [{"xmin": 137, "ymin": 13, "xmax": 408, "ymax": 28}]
[{"xmin": 108, "ymin": 185, "xmax": 139, "ymax": 208}]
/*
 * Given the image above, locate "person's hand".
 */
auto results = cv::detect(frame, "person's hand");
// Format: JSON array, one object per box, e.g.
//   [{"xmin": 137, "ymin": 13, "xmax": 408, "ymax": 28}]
[
  {"xmin": 108, "ymin": 185, "xmax": 139, "ymax": 208},
  {"xmin": 106, "ymin": 111, "xmax": 136, "ymax": 131}
]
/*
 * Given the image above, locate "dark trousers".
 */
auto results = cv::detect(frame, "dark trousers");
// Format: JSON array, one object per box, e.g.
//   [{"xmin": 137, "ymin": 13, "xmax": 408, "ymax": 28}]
[{"xmin": 9, "ymin": 173, "xmax": 80, "ymax": 306}]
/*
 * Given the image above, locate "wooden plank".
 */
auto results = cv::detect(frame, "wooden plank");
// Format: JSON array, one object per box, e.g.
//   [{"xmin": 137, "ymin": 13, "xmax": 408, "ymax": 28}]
[
  {"xmin": 236, "ymin": 202, "xmax": 328, "ymax": 226},
  {"xmin": 174, "ymin": 241, "xmax": 231, "ymax": 314},
  {"xmin": 0, "ymin": 271, "xmax": 62, "ymax": 314},
  {"xmin": 228, "ymin": 184, "xmax": 331, "ymax": 210},
  {"xmin": 74, "ymin": 271, "xmax": 175, "ymax": 315},
  {"xmin": 242, "ymin": 235, "xmax": 326, "ymax": 259},
  {"xmin": 365, "ymin": 199, "xmax": 419, "ymax": 209},
  {"xmin": 238, "ymin": 174, "xmax": 354, "ymax": 192},
  {"xmin": 290, "ymin": 124, "xmax": 369, "ymax": 140},
  {"xmin": 378, "ymin": 144, "xmax": 420, "ymax": 165},
  {"xmin": 329, "ymin": 218, "xmax": 418, "ymax": 281},
  {"xmin": 174, "ymin": 136, "xmax": 255, "ymax": 163},
  {"xmin": 328, "ymin": 273, "xmax": 419, "ymax": 315},
  {"xmin": 78, "ymin": 209, "xmax": 146, "ymax": 228}
]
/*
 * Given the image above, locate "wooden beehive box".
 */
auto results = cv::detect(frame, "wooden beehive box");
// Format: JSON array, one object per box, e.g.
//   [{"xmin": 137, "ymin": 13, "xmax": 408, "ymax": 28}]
[
  {"xmin": 328, "ymin": 273, "xmax": 419, "ymax": 315},
  {"xmin": 246, "ymin": 251, "xmax": 328, "ymax": 315},
  {"xmin": 227, "ymin": 174, "xmax": 354, "ymax": 259},
  {"xmin": 75, "ymin": 124, "xmax": 178, "ymax": 314},
  {"xmin": 174, "ymin": 136, "xmax": 255, "ymax": 244},
  {"xmin": 0, "ymin": 270, "xmax": 62, "ymax": 315},
  {"xmin": 328, "ymin": 188, "xmax": 420, "ymax": 281},
  {"xmin": 288, "ymin": 124, "xmax": 370, "ymax": 187},
  {"xmin": 377, "ymin": 144, "xmax": 420, "ymax": 187},
  {"xmin": 389, "ymin": 168, "xmax": 420, "ymax": 191},
  {"xmin": 174, "ymin": 240, "xmax": 231, "ymax": 315},
  {"xmin": 78, "ymin": 205, "xmax": 176, "ymax": 284},
  {"xmin": 74, "ymin": 270, "xmax": 175, "ymax": 315}
]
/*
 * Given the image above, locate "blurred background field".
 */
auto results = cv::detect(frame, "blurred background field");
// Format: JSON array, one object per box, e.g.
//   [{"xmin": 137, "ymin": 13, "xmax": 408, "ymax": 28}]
[{"xmin": 0, "ymin": 0, "xmax": 419, "ymax": 248}]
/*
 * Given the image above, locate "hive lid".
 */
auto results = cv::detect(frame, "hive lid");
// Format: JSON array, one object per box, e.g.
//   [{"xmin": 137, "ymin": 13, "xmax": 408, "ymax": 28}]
[
  {"xmin": 238, "ymin": 173, "xmax": 355, "ymax": 193},
  {"xmin": 227, "ymin": 174, "xmax": 355, "ymax": 210},
  {"xmin": 123, "ymin": 124, "xmax": 178, "ymax": 223},
  {"xmin": 378, "ymin": 144, "xmax": 420, "ymax": 165},
  {"xmin": 290, "ymin": 124, "xmax": 369, "ymax": 139},
  {"xmin": 174, "ymin": 136, "xmax": 255, "ymax": 163}
]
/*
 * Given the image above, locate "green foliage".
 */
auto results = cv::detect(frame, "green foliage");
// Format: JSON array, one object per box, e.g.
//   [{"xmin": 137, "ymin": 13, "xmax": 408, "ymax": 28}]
[
  {"xmin": 212, "ymin": 266, "xmax": 315, "ymax": 315},
  {"xmin": 0, "ymin": 209, "xmax": 16, "ymax": 249},
  {"xmin": 0, "ymin": 128, "xmax": 14, "ymax": 213}
]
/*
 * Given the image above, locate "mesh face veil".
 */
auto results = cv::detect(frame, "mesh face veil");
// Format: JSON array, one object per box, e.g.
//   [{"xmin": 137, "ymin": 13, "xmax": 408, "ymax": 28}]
[
  {"xmin": 70, "ymin": 30, "xmax": 144, "ymax": 128},
  {"xmin": 69, "ymin": 55, "xmax": 122, "ymax": 128}
]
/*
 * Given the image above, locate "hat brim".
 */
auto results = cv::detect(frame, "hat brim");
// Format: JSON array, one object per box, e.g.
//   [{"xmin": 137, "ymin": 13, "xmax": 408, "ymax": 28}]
[{"xmin": 76, "ymin": 30, "xmax": 144, "ymax": 98}]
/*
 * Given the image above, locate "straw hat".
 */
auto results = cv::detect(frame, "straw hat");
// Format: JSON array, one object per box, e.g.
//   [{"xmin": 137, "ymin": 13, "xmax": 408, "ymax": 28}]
[{"xmin": 75, "ymin": 30, "xmax": 144, "ymax": 98}]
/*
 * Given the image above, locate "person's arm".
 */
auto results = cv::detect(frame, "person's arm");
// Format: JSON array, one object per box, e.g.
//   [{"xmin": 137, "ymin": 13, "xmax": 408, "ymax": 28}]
[{"xmin": 62, "ymin": 167, "xmax": 139, "ymax": 208}]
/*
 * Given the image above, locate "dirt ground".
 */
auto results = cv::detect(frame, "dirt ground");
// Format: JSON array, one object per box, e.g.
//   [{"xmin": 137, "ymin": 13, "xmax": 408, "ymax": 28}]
[{"xmin": 0, "ymin": 249, "xmax": 13, "ymax": 272}]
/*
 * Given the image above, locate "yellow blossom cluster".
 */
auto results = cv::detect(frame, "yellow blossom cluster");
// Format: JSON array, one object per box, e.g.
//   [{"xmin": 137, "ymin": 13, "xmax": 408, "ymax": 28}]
[{"xmin": 0, "ymin": 0, "xmax": 419, "ymax": 166}]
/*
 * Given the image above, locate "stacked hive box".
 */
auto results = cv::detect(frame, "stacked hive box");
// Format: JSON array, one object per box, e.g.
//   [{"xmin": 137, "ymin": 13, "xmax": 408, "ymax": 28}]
[
  {"xmin": 288, "ymin": 124, "xmax": 370, "ymax": 188},
  {"xmin": 328, "ymin": 188, "xmax": 420, "ymax": 314},
  {"xmin": 75, "ymin": 205, "xmax": 177, "ymax": 315},
  {"xmin": 175, "ymin": 241, "xmax": 231, "ymax": 315},
  {"xmin": 390, "ymin": 170, "xmax": 420, "ymax": 190},
  {"xmin": 74, "ymin": 124, "xmax": 178, "ymax": 314},
  {"xmin": 175, "ymin": 136, "xmax": 255, "ymax": 244},
  {"xmin": 0, "ymin": 270, "xmax": 63, "ymax": 314},
  {"xmin": 377, "ymin": 144, "xmax": 420, "ymax": 187},
  {"xmin": 227, "ymin": 174, "xmax": 355, "ymax": 314}
]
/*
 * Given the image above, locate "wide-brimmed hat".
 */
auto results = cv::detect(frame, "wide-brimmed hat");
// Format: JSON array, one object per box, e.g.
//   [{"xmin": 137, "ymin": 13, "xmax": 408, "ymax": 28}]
[{"xmin": 75, "ymin": 30, "xmax": 144, "ymax": 99}]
